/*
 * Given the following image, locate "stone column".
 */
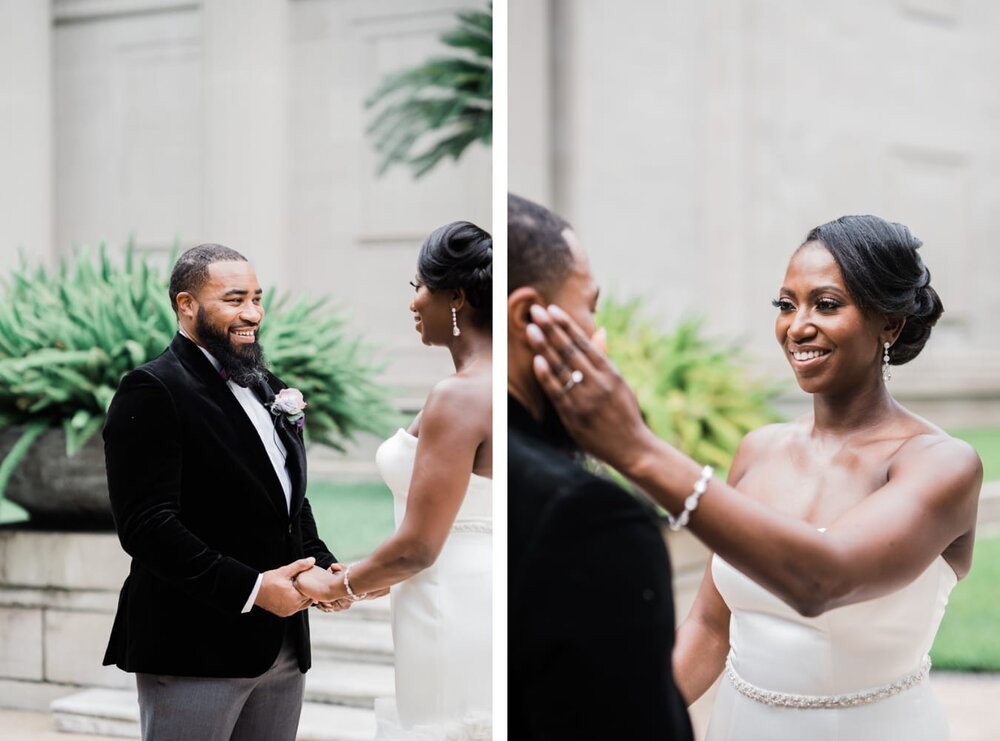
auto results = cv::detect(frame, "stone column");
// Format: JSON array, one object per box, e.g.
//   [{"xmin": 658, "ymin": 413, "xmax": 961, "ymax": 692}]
[
  {"xmin": 202, "ymin": 0, "xmax": 289, "ymax": 288},
  {"xmin": 0, "ymin": 1, "xmax": 53, "ymax": 270},
  {"xmin": 508, "ymin": 0, "xmax": 554, "ymax": 206}
]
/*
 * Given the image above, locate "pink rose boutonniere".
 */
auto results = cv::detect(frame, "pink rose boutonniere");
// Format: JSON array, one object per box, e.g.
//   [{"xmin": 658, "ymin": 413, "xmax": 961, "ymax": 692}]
[{"xmin": 270, "ymin": 388, "xmax": 307, "ymax": 430}]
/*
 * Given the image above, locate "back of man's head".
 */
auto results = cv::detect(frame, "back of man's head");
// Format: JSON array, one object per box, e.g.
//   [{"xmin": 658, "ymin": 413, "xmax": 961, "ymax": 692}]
[{"xmin": 508, "ymin": 193, "xmax": 575, "ymax": 297}]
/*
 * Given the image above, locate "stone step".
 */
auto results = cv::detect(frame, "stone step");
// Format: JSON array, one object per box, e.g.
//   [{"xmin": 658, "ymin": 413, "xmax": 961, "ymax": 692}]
[
  {"xmin": 305, "ymin": 660, "xmax": 394, "ymax": 708},
  {"xmin": 310, "ymin": 614, "xmax": 394, "ymax": 664},
  {"xmin": 50, "ymin": 688, "xmax": 377, "ymax": 741},
  {"xmin": 329, "ymin": 596, "xmax": 390, "ymax": 622}
]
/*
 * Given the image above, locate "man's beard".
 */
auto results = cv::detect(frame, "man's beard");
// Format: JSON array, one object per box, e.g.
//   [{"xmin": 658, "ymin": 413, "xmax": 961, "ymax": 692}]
[{"xmin": 195, "ymin": 307, "xmax": 268, "ymax": 388}]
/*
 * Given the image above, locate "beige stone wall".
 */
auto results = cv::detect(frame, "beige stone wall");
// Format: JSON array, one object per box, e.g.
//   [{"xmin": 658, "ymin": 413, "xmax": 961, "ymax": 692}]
[{"xmin": 510, "ymin": 0, "xmax": 1000, "ymax": 421}]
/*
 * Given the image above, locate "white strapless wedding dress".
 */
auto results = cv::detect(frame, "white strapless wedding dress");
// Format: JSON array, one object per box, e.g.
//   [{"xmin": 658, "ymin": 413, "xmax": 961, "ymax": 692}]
[
  {"xmin": 372, "ymin": 429, "xmax": 492, "ymax": 740},
  {"xmin": 707, "ymin": 551, "xmax": 957, "ymax": 740}
]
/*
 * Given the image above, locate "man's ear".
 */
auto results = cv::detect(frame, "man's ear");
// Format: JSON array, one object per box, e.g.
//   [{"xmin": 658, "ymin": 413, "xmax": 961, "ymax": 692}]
[
  {"xmin": 508, "ymin": 286, "xmax": 545, "ymax": 336},
  {"xmin": 175, "ymin": 291, "xmax": 197, "ymax": 321}
]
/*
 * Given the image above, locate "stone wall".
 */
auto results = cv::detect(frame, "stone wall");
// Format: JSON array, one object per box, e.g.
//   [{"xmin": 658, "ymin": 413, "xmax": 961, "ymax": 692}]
[{"xmin": 0, "ymin": 530, "xmax": 130, "ymax": 710}]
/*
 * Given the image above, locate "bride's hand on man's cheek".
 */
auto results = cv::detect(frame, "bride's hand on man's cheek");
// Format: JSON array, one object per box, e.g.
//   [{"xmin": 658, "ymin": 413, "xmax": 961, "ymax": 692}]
[{"xmin": 525, "ymin": 304, "xmax": 648, "ymax": 466}]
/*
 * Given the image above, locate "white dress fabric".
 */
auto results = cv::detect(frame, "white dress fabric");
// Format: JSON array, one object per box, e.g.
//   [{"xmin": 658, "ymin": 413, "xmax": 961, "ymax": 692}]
[
  {"xmin": 372, "ymin": 429, "xmax": 492, "ymax": 740},
  {"xmin": 707, "ymin": 551, "xmax": 958, "ymax": 741}
]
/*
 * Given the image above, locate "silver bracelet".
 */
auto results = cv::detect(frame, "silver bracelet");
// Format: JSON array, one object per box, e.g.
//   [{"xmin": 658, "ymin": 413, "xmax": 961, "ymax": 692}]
[
  {"xmin": 343, "ymin": 563, "xmax": 368, "ymax": 601},
  {"xmin": 666, "ymin": 464, "xmax": 713, "ymax": 531}
]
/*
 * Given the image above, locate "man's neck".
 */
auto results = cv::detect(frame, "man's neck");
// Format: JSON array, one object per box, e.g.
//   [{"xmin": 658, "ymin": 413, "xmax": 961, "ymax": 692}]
[
  {"xmin": 507, "ymin": 374, "xmax": 546, "ymax": 423},
  {"xmin": 179, "ymin": 328, "xmax": 222, "ymax": 372}
]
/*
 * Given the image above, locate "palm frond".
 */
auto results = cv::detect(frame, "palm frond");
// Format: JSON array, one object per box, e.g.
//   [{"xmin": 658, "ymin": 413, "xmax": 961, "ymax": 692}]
[{"xmin": 366, "ymin": 4, "xmax": 492, "ymax": 178}]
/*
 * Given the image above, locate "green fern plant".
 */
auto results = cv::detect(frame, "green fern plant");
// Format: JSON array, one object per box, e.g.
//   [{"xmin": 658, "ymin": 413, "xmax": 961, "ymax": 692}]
[
  {"xmin": 0, "ymin": 246, "xmax": 394, "ymax": 501},
  {"xmin": 366, "ymin": 3, "xmax": 492, "ymax": 178},
  {"xmin": 598, "ymin": 297, "xmax": 783, "ymax": 473}
]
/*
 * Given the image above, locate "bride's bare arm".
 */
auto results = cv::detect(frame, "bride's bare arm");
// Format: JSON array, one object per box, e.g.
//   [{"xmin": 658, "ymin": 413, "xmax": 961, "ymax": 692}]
[
  {"xmin": 526, "ymin": 304, "xmax": 982, "ymax": 617},
  {"xmin": 672, "ymin": 446, "xmax": 752, "ymax": 704},
  {"xmin": 673, "ymin": 561, "xmax": 730, "ymax": 705},
  {"xmin": 294, "ymin": 375, "xmax": 490, "ymax": 603}
]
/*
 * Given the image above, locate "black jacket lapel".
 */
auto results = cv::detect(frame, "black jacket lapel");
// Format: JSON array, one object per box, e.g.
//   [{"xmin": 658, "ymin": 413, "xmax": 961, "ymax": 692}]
[{"xmin": 169, "ymin": 334, "xmax": 290, "ymax": 519}]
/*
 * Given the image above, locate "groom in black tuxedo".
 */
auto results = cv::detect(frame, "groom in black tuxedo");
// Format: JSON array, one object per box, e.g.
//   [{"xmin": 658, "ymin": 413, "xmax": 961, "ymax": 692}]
[
  {"xmin": 507, "ymin": 194, "xmax": 693, "ymax": 740},
  {"xmin": 103, "ymin": 244, "xmax": 337, "ymax": 740}
]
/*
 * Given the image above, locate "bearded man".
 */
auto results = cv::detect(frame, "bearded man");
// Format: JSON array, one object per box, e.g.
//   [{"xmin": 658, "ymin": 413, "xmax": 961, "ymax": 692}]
[{"xmin": 102, "ymin": 244, "xmax": 337, "ymax": 741}]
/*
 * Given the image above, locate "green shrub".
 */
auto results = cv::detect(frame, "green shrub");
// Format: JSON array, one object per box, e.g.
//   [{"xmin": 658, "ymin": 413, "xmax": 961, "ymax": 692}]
[
  {"xmin": 0, "ymin": 246, "xmax": 394, "ymax": 496},
  {"xmin": 598, "ymin": 297, "xmax": 783, "ymax": 473}
]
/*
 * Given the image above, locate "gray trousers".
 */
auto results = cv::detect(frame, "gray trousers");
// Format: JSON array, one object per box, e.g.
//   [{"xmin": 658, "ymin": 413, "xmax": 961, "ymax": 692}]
[{"xmin": 136, "ymin": 630, "xmax": 305, "ymax": 741}]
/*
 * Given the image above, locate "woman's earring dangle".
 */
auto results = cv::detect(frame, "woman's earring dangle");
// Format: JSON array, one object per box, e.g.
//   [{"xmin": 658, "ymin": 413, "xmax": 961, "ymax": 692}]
[
  {"xmin": 451, "ymin": 306, "xmax": 461, "ymax": 337},
  {"xmin": 882, "ymin": 341, "xmax": 891, "ymax": 383}
]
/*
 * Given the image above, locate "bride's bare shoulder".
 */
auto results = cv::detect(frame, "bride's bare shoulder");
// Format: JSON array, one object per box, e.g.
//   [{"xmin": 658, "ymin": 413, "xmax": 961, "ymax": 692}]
[
  {"xmin": 421, "ymin": 373, "xmax": 490, "ymax": 430},
  {"xmin": 727, "ymin": 418, "xmax": 806, "ymax": 485}
]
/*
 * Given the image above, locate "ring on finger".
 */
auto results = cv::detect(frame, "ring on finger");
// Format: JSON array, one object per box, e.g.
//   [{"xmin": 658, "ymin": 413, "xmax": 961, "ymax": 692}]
[{"xmin": 562, "ymin": 369, "xmax": 584, "ymax": 393}]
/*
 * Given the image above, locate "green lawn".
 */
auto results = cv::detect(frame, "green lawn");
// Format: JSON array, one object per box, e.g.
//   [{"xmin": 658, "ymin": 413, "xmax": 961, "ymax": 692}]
[
  {"xmin": 927, "ymin": 428, "xmax": 1000, "ymax": 671},
  {"xmin": 305, "ymin": 479, "xmax": 396, "ymax": 562},
  {"xmin": 931, "ymin": 533, "xmax": 1000, "ymax": 671}
]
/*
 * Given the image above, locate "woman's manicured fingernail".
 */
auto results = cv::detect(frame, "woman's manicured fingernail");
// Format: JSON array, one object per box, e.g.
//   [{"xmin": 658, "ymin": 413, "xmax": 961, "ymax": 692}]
[
  {"xmin": 529, "ymin": 304, "xmax": 547, "ymax": 321},
  {"xmin": 547, "ymin": 304, "xmax": 569, "ymax": 320},
  {"xmin": 533, "ymin": 354, "xmax": 549, "ymax": 371},
  {"xmin": 526, "ymin": 323, "xmax": 544, "ymax": 343}
]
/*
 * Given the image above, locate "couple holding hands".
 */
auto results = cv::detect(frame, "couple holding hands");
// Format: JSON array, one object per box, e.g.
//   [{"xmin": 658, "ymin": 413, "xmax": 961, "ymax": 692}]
[{"xmin": 102, "ymin": 224, "xmax": 491, "ymax": 740}]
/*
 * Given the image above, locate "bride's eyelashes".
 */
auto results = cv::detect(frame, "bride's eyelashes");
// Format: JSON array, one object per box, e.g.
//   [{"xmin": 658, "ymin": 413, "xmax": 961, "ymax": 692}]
[{"xmin": 771, "ymin": 297, "xmax": 843, "ymax": 313}]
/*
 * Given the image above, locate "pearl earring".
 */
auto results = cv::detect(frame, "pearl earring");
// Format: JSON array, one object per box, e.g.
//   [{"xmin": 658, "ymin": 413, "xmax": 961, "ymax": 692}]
[
  {"xmin": 451, "ymin": 307, "xmax": 461, "ymax": 337},
  {"xmin": 882, "ymin": 341, "xmax": 891, "ymax": 383}
]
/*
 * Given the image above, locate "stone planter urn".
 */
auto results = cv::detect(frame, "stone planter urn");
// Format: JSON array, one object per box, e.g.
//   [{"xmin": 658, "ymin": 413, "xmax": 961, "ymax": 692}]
[{"xmin": 0, "ymin": 427, "xmax": 113, "ymax": 529}]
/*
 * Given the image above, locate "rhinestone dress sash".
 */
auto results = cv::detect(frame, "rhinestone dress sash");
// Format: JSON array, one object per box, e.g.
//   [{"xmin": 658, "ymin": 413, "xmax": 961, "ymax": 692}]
[{"xmin": 725, "ymin": 655, "xmax": 932, "ymax": 709}]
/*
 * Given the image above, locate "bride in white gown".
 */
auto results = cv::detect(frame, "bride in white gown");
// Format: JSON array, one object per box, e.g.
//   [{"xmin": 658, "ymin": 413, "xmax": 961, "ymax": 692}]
[
  {"xmin": 294, "ymin": 221, "xmax": 492, "ymax": 740},
  {"xmin": 524, "ymin": 214, "xmax": 982, "ymax": 740}
]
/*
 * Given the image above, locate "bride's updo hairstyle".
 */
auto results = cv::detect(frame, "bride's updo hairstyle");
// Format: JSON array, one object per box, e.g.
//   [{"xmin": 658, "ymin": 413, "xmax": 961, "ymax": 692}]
[
  {"xmin": 417, "ymin": 220, "xmax": 493, "ymax": 330},
  {"xmin": 804, "ymin": 214, "xmax": 943, "ymax": 365}
]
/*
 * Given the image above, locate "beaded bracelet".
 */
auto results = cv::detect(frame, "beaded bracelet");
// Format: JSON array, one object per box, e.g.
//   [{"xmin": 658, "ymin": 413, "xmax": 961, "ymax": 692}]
[
  {"xmin": 666, "ymin": 465, "xmax": 714, "ymax": 531},
  {"xmin": 343, "ymin": 563, "xmax": 368, "ymax": 601}
]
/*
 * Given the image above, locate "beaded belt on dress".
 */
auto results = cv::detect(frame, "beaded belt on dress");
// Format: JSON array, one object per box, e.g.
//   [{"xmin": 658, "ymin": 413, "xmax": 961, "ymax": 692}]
[
  {"xmin": 450, "ymin": 517, "xmax": 491, "ymax": 534},
  {"xmin": 725, "ymin": 655, "xmax": 931, "ymax": 709}
]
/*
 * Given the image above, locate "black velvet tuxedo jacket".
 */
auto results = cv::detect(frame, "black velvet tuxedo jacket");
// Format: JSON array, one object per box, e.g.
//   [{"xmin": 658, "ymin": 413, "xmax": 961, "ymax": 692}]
[
  {"xmin": 508, "ymin": 396, "xmax": 693, "ymax": 740},
  {"xmin": 102, "ymin": 333, "xmax": 336, "ymax": 678}
]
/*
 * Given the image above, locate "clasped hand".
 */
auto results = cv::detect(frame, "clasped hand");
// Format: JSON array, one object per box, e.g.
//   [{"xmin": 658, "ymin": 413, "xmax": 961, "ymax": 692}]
[
  {"xmin": 254, "ymin": 559, "xmax": 352, "ymax": 615},
  {"xmin": 291, "ymin": 563, "xmax": 390, "ymax": 613}
]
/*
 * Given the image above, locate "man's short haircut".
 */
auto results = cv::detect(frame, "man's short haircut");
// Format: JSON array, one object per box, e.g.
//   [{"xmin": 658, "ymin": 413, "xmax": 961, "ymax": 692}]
[
  {"xmin": 508, "ymin": 193, "xmax": 575, "ymax": 296},
  {"xmin": 168, "ymin": 244, "xmax": 248, "ymax": 312}
]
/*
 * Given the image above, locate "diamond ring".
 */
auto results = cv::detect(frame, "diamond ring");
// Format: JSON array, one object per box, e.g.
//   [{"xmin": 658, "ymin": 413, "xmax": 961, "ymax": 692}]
[{"xmin": 562, "ymin": 369, "xmax": 584, "ymax": 393}]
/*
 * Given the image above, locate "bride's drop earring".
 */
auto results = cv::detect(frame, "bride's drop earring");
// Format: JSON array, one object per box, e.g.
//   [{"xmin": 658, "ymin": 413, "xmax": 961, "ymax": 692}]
[
  {"xmin": 882, "ymin": 341, "xmax": 891, "ymax": 383},
  {"xmin": 451, "ymin": 306, "xmax": 461, "ymax": 337}
]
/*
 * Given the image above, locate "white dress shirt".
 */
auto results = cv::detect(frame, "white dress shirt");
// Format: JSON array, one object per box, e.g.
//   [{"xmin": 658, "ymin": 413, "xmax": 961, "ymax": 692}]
[{"xmin": 180, "ymin": 331, "xmax": 292, "ymax": 612}]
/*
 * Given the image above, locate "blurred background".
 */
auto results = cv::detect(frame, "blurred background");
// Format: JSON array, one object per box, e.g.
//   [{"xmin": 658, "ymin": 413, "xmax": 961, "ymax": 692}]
[{"xmin": 509, "ymin": 0, "xmax": 1000, "ymax": 425}]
